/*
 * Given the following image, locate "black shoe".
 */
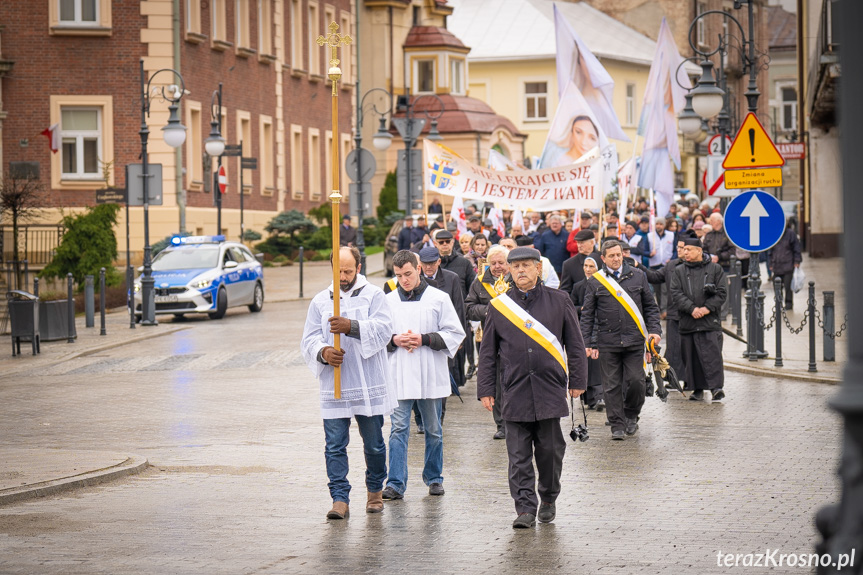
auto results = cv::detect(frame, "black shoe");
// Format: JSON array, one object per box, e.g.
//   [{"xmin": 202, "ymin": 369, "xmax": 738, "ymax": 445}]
[
  {"xmin": 466, "ymin": 366, "xmax": 477, "ymax": 379},
  {"xmin": 587, "ymin": 403, "xmax": 596, "ymax": 411},
  {"xmin": 611, "ymin": 430, "xmax": 625, "ymax": 440},
  {"xmin": 605, "ymin": 421, "xmax": 612, "ymax": 426},
  {"xmin": 512, "ymin": 513, "xmax": 536, "ymax": 529},
  {"xmin": 625, "ymin": 418, "xmax": 639, "ymax": 436},
  {"xmin": 416, "ymin": 425, "xmax": 425, "ymax": 435},
  {"xmin": 429, "ymin": 482, "xmax": 445, "ymax": 496},
  {"xmin": 711, "ymin": 389, "xmax": 726, "ymax": 401},
  {"xmin": 493, "ymin": 429, "xmax": 506, "ymax": 440},
  {"xmin": 381, "ymin": 486, "xmax": 403, "ymax": 500},
  {"xmin": 689, "ymin": 390, "xmax": 704, "ymax": 401},
  {"xmin": 537, "ymin": 502, "xmax": 556, "ymax": 523},
  {"xmin": 595, "ymin": 399, "xmax": 605, "ymax": 412},
  {"xmin": 784, "ymin": 303, "xmax": 793, "ymax": 311}
]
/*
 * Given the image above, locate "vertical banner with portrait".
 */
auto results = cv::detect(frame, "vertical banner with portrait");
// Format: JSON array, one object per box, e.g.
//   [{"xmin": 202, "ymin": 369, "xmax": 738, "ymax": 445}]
[{"xmin": 538, "ymin": 80, "xmax": 618, "ymax": 202}]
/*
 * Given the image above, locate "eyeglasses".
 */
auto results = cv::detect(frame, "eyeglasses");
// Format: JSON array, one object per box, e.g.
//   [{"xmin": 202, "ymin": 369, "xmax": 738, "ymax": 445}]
[{"xmin": 437, "ymin": 239, "xmax": 452, "ymax": 244}]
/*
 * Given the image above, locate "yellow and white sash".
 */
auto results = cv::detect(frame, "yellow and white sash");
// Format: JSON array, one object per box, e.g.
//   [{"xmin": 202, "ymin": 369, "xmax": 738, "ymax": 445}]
[
  {"xmin": 593, "ymin": 269, "xmax": 647, "ymax": 338},
  {"xmin": 385, "ymin": 277, "xmax": 398, "ymax": 292},
  {"xmin": 490, "ymin": 293, "xmax": 567, "ymax": 375}
]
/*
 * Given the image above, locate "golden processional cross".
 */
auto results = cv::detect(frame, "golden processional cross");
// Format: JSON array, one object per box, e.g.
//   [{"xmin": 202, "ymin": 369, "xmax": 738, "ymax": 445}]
[{"xmin": 317, "ymin": 22, "xmax": 351, "ymax": 399}]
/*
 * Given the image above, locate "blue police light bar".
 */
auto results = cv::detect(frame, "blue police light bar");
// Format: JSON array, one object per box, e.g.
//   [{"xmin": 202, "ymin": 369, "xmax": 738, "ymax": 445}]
[{"xmin": 170, "ymin": 235, "xmax": 226, "ymax": 245}]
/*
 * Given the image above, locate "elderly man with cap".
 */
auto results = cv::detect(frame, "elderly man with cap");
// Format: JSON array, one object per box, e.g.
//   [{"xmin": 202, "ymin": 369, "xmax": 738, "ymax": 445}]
[
  {"xmin": 468, "ymin": 214, "xmax": 486, "ymax": 238},
  {"xmin": 670, "ymin": 233, "xmax": 728, "ymax": 401},
  {"xmin": 398, "ymin": 215, "xmax": 414, "ymax": 251},
  {"xmin": 566, "ymin": 211, "xmax": 595, "ymax": 256},
  {"xmin": 434, "ymin": 228, "xmax": 477, "ymax": 379},
  {"xmin": 339, "ymin": 214, "xmax": 357, "ymax": 247},
  {"xmin": 477, "ymin": 246, "xmax": 587, "ymax": 528},
  {"xmin": 560, "ymin": 229, "xmax": 601, "ymax": 295},
  {"xmin": 580, "ymin": 239, "xmax": 662, "ymax": 440}
]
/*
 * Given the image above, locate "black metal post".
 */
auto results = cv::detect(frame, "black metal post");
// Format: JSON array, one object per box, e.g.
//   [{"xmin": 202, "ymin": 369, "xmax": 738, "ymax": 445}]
[
  {"xmin": 139, "ymin": 60, "xmax": 156, "ymax": 326},
  {"xmin": 66, "ymin": 273, "xmax": 75, "ymax": 344},
  {"xmin": 732, "ymin": 259, "xmax": 742, "ymax": 329},
  {"xmin": 85, "ymin": 275, "xmax": 94, "ymax": 328},
  {"xmin": 774, "ymin": 277, "xmax": 783, "ymax": 367},
  {"xmin": 99, "ymin": 267, "xmax": 106, "ymax": 336},
  {"xmin": 22, "ymin": 259, "xmax": 28, "ymax": 292},
  {"xmin": 214, "ymin": 84, "xmax": 223, "ymax": 235},
  {"xmin": 808, "ymin": 281, "xmax": 817, "ymax": 373},
  {"xmin": 127, "ymin": 265, "xmax": 135, "ymax": 329},
  {"xmin": 823, "ymin": 291, "xmax": 835, "ymax": 362},
  {"xmin": 239, "ymin": 140, "xmax": 245, "ymax": 242},
  {"xmin": 298, "ymin": 246, "xmax": 304, "ymax": 299},
  {"xmin": 33, "ymin": 277, "xmax": 39, "ymax": 298}
]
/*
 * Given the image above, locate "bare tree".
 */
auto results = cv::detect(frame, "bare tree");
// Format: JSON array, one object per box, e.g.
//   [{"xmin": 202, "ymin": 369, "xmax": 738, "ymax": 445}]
[{"xmin": 0, "ymin": 171, "xmax": 47, "ymax": 288}]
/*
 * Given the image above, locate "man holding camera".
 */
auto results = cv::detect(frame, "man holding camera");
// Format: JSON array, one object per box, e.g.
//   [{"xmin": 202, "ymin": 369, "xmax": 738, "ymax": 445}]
[
  {"xmin": 669, "ymin": 234, "xmax": 728, "ymax": 401},
  {"xmin": 477, "ymin": 247, "xmax": 587, "ymax": 529}
]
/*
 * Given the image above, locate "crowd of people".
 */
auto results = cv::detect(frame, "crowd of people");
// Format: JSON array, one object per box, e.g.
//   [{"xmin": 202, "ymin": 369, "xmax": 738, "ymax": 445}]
[{"xmin": 309, "ymin": 193, "xmax": 802, "ymax": 528}]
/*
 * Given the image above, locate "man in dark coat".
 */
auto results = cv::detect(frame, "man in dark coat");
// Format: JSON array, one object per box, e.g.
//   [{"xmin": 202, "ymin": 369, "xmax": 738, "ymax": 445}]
[
  {"xmin": 670, "ymin": 234, "xmax": 728, "ymax": 401},
  {"xmin": 411, "ymin": 215, "xmax": 429, "ymax": 245},
  {"xmin": 767, "ymin": 220, "xmax": 802, "ymax": 310},
  {"xmin": 397, "ymin": 216, "xmax": 414, "ymax": 251},
  {"xmin": 580, "ymin": 240, "xmax": 662, "ymax": 440},
  {"xmin": 435, "ymin": 229, "xmax": 476, "ymax": 378},
  {"xmin": 702, "ymin": 213, "xmax": 735, "ymax": 271},
  {"xmin": 338, "ymin": 215, "xmax": 357, "ymax": 246},
  {"xmin": 465, "ymin": 244, "xmax": 511, "ymax": 439},
  {"xmin": 477, "ymin": 247, "xmax": 587, "ymax": 529},
  {"xmin": 559, "ymin": 229, "xmax": 601, "ymax": 294},
  {"xmin": 533, "ymin": 215, "xmax": 569, "ymax": 274}
]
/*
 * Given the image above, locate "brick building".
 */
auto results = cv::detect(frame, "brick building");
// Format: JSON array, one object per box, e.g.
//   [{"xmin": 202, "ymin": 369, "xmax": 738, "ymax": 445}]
[{"xmin": 0, "ymin": 0, "xmax": 353, "ymax": 264}]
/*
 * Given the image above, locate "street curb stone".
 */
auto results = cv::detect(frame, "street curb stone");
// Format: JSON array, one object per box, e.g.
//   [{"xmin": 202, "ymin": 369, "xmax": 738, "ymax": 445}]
[{"xmin": 723, "ymin": 360, "xmax": 841, "ymax": 384}]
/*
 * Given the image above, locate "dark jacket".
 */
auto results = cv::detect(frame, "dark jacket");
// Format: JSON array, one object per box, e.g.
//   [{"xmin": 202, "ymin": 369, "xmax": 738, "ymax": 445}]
[
  {"xmin": 423, "ymin": 268, "xmax": 467, "ymax": 329},
  {"xmin": 670, "ymin": 254, "xmax": 728, "ymax": 334},
  {"xmin": 477, "ymin": 282, "xmax": 588, "ymax": 422},
  {"xmin": 533, "ymin": 228, "xmax": 569, "ymax": 274},
  {"xmin": 339, "ymin": 224, "xmax": 356, "ymax": 246},
  {"xmin": 569, "ymin": 279, "xmax": 587, "ymax": 315},
  {"xmin": 580, "ymin": 263, "xmax": 662, "ymax": 349},
  {"xmin": 702, "ymin": 228, "xmax": 735, "ymax": 269},
  {"xmin": 559, "ymin": 251, "xmax": 601, "ymax": 294},
  {"xmin": 440, "ymin": 252, "xmax": 476, "ymax": 297},
  {"xmin": 465, "ymin": 267, "xmax": 502, "ymax": 326},
  {"xmin": 767, "ymin": 227, "xmax": 802, "ymax": 276},
  {"xmin": 397, "ymin": 226, "xmax": 413, "ymax": 251},
  {"xmin": 641, "ymin": 257, "xmax": 685, "ymax": 320},
  {"xmin": 411, "ymin": 225, "xmax": 429, "ymax": 245}
]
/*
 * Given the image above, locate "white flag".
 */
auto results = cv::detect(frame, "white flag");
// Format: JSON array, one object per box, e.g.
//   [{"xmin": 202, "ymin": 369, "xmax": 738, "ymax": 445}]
[{"xmin": 449, "ymin": 194, "xmax": 467, "ymax": 236}]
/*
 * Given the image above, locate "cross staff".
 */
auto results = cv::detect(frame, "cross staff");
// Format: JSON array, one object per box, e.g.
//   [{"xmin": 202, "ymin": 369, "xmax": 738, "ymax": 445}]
[{"xmin": 317, "ymin": 22, "xmax": 351, "ymax": 399}]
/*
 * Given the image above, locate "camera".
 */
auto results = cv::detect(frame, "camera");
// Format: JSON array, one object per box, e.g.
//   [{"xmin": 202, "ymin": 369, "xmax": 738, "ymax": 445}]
[
  {"xmin": 703, "ymin": 282, "xmax": 717, "ymax": 296},
  {"xmin": 570, "ymin": 424, "xmax": 589, "ymax": 443}
]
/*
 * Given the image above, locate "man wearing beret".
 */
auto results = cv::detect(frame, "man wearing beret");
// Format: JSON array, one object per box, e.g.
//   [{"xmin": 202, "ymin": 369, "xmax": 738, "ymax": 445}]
[
  {"xmin": 670, "ymin": 234, "xmax": 728, "ymax": 401},
  {"xmin": 559, "ymin": 229, "xmax": 601, "ymax": 294},
  {"xmin": 477, "ymin": 247, "xmax": 588, "ymax": 529}
]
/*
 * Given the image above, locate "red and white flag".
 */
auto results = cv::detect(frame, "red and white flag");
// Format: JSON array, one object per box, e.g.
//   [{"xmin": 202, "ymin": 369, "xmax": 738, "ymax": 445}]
[
  {"xmin": 489, "ymin": 207, "xmax": 506, "ymax": 239},
  {"xmin": 41, "ymin": 123, "xmax": 59, "ymax": 154},
  {"xmin": 449, "ymin": 194, "xmax": 467, "ymax": 236},
  {"xmin": 512, "ymin": 208, "xmax": 525, "ymax": 232}
]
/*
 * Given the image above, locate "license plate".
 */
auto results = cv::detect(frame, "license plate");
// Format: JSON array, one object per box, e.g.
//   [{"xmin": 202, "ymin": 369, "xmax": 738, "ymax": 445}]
[{"xmin": 155, "ymin": 295, "xmax": 179, "ymax": 303}]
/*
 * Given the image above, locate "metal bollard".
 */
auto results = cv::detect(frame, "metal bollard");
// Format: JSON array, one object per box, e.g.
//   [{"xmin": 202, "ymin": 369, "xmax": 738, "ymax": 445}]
[
  {"xmin": 808, "ymin": 281, "xmax": 817, "ymax": 372},
  {"xmin": 735, "ymin": 260, "xmax": 744, "ymax": 337},
  {"xmin": 127, "ymin": 265, "xmax": 136, "ymax": 329},
  {"xmin": 730, "ymin": 260, "xmax": 741, "ymax": 327},
  {"xmin": 67, "ymin": 273, "xmax": 75, "ymax": 343},
  {"xmin": 23, "ymin": 259, "xmax": 29, "ymax": 292},
  {"xmin": 823, "ymin": 290, "xmax": 835, "ymax": 362},
  {"xmin": 298, "ymin": 246, "xmax": 304, "ymax": 299},
  {"xmin": 100, "ymin": 268, "xmax": 107, "ymax": 336},
  {"xmin": 33, "ymin": 277, "xmax": 39, "ymax": 298},
  {"xmin": 773, "ymin": 277, "xmax": 783, "ymax": 367},
  {"xmin": 85, "ymin": 275, "xmax": 95, "ymax": 328}
]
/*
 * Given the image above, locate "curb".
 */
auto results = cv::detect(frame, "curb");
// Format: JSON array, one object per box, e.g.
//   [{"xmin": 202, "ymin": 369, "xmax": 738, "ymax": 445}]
[
  {"xmin": 723, "ymin": 361, "xmax": 841, "ymax": 384},
  {"xmin": 0, "ymin": 455, "xmax": 149, "ymax": 506},
  {"xmin": 69, "ymin": 325, "xmax": 191, "ymax": 360}
]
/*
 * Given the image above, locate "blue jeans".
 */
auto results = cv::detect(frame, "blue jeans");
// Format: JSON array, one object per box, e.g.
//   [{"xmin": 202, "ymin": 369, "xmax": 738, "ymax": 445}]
[
  {"xmin": 323, "ymin": 415, "xmax": 387, "ymax": 504},
  {"xmin": 386, "ymin": 399, "xmax": 443, "ymax": 494}
]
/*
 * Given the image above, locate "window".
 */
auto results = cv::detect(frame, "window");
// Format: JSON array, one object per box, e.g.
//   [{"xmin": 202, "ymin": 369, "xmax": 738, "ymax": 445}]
[
  {"xmin": 308, "ymin": 3, "xmax": 320, "ymax": 75},
  {"xmin": 413, "ymin": 6, "xmax": 421, "ymax": 26},
  {"xmin": 185, "ymin": 0, "xmax": 201, "ymax": 35},
  {"xmin": 782, "ymin": 87, "xmax": 797, "ymax": 131},
  {"xmin": 258, "ymin": 0, "xmax": 272, "ymax": 55},
  {"xmin": 186, "ymin": 101, "xmax": 203, "ymax": 190},
  {"xmin": 340, "ymin": 11, "xmax": 352, "ymax": 83},
  {"xmin": 237, "ymin": 111, "xmax": 252, "ymax": 193},
  {"xmin": 524, "ymin": 82, "xmax": 547, "ymax": 121},
  {"xmin": 291, "ymin": 125, "xmax": 303, "ymax": 199},
  {"xmin": 625, "ymin": 83, "xmax": 636, "ymax": 126},
  {"xmin": 309, "ymin": 128, "xmax": 321, "ymax": 200},
  {"xmin": 291, "ymin": 0, "xmax": 303, "ymax": 69},
  {"xmin": 236, "ymin": 0, "xmax": 250, "ymax": 49},
  {"xmin": 61, "ymin": 108, "xmax": 101, "ymax": 178},
  {"xmin": 212, "ymin": 0, "xmax": 227, "ymax": 43},
  {"xmin": 696, "ymin": 2, "xmax": 707, "ymax": 46},
  {"xmin": 416, "ymin": 59, "xmax": 435, "ymax": 93},
  {"xmin": 50, "ymin": 0, "xmax": 112, "ymax": 34},
  {"xmin": 260, "ymin": 116, "xmax": 274, "ymax": 195},
  {"xmin": 451, "ymin": 59, "xmax": 464, "ymax": 95}
]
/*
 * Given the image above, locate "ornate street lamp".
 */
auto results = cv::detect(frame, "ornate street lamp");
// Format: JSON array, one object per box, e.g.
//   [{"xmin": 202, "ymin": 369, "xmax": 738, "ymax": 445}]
[{"xmin": 392, "ymin": 94, "xmax": 445, "ymax": 216}]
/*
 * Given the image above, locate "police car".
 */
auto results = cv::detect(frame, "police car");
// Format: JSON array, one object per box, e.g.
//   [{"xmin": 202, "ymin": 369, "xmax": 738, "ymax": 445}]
[{"xmin": 133, "ymin": 235, "xmax": 264, "ymax": 320}]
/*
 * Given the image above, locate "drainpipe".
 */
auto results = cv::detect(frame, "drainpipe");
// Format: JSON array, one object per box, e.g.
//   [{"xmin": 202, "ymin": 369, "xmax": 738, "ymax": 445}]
[{"xmin": 173, "ymin": 0, "xmax": 185, "ymax": 233}]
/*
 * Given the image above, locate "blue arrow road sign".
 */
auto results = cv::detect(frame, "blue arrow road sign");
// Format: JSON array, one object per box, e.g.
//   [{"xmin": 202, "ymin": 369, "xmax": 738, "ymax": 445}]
[{"xmin": 723, "ymin": 190, "xmax": 787, "ymax": 252}]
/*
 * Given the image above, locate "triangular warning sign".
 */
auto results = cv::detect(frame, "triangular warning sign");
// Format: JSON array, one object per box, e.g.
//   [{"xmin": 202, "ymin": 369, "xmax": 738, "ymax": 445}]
[{"xmin": 723, "ymin": 113, "xmax": 786, "ymax": 169}]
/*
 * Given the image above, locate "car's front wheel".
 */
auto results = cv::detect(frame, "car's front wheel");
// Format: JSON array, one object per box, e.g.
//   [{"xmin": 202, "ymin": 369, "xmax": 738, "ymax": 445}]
[
  {"xmin": 208, "ymin": 287, "xmax": 228, "ymax": 319},
  {"xmin": 248, "ymin": 282, "xmax": 264, "ymax": 312}
]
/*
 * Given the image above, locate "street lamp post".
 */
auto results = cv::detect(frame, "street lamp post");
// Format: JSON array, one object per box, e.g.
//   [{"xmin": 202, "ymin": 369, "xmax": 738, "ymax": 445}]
[
  {"xmin": 392, "ymin": 94, "xmax": 444, "ymax": 216},
  {"xmin": 205, "ymin": 84, "xmax": 226, "ymax": 234},
  {"xmin": 353, "ymin": 88, "xmax": 393, "ymax": 271},
  {"xmin": 138, "ymin": 59, "xmax": 187, "ymax": 326}
]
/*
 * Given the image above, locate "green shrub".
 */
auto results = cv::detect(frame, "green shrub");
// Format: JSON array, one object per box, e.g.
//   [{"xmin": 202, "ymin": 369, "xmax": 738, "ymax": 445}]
[
  {"xmin": 273, "ymin": 254, "xmax": 289, "ymax": 263},
  {"xmin": 377, "ymin": 171, "xmax": 398, "ymax": 221},
  {"xmin": 243, "ymin": 229, "xmax": 263, "ymax": 242},
  {"xmin": 41, "ymin": 204, "xmax": 122, "ymax": 288}
]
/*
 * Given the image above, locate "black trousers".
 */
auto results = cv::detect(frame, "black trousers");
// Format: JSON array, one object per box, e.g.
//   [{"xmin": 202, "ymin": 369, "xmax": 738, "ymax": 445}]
[
  {"xmin": 465, "ymin": 325, "xmax": 475, "ymax": 368},
  {"xmin": 775, "ymin": 272, "xmax": 794, "ymax": 308},
  {"xmin": 599, "ymin": 346, "xmax": 645, "ymax": 433},
  {"xmin": 650, "ymin": 265, "xmax": 666, "ymax": 312},
  {"xmin": 504, "ymin": 419, "xmax": 566, "ymax": 515},
  {"xmin": 583, "ymin": 357, "xmax": 603, "ymax": 406},
  {"xmin": 680, "ymin": 330, "xmax": 725, "ymax": 391},
  {"xmin": 665, "ymin": 319, "xmax": 686, "ymax": 384}
]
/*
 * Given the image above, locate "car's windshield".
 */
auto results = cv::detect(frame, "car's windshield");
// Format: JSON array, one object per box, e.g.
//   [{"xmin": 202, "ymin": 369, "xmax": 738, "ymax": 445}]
[{"xmin": 152, "ymin": 247, "xmax": 220, "ymax": 271}]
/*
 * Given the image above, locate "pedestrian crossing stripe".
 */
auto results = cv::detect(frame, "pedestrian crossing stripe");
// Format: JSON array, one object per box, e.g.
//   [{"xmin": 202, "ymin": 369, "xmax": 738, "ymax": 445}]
[{"xmin": 490, "ymin": 293, "xmax": 567, "ymax": 375}]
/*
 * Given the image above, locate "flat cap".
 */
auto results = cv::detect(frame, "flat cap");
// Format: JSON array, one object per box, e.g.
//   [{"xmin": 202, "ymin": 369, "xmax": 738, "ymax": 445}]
[
  {"xmin": 469, "ymin": 214, "xmax": 482, "ymax": 222},
  {"xmin": 507, "ymin": 247, "xmax": 541, "ymax": 263},
  {"xmin": 342, "ymin": 214, "xmax": 351, "ymax": 221},
  {"xmin": 574, "ymin": 229, "xmax": 595, "ymax": 242},
  {"xmin": 640, "ymin": 215, "xmax": 650, "ymax": 224},
  {"xmin": 418, "ymin": 246, "xmax": 441, "ymax": 262},
  {"xmin": 580, "ymin": 211, "xmax": 593, "ymax": 220},
  {"xmin": 682, "ymin": 235, "xmax": 702, "ymax": 247},
  {"xmin": 434, "ymin": 229, "xmax": 454, "ymax": 240}
]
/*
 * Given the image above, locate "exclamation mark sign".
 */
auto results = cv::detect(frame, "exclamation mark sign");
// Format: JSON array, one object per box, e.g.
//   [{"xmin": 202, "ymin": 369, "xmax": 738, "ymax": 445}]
[{"xmin": 749, "ymin": 128, "xmax": 756, "ymax": 163}]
